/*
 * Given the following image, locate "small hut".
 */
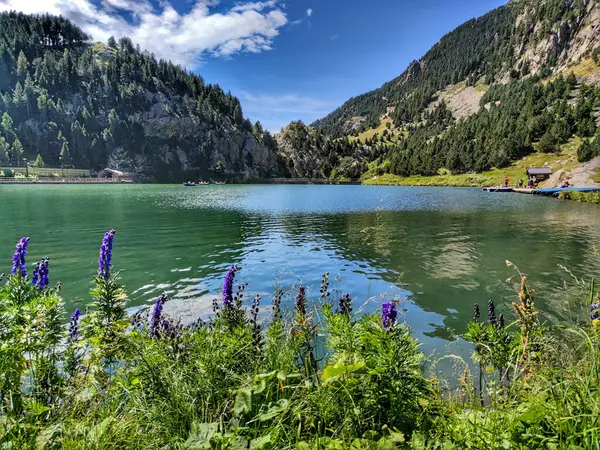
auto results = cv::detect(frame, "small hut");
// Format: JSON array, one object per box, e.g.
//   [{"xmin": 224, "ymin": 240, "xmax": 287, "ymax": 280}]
[
  {"xmin": 526, "ymin": 167, "xmax": 552, "ymax": 186},
  {"xmin": 97, "ymin": 168, "xmax": 135, "ymax": 182}
]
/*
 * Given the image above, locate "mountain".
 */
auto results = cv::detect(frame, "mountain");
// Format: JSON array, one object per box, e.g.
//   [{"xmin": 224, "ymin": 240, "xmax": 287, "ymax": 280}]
[
  {"xmin": 281, "ymin": 0, "xmax": 600, "ymax": 180},
  {"xmin": 0, "ymin": 12, "xmax": 283, "ymax": 182}
]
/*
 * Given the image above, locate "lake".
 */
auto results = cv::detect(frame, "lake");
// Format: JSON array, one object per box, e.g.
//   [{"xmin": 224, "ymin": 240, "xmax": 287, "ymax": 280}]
[{"xmin": 1, "ymin": 184, "xmax": 599, "ymax": 357}]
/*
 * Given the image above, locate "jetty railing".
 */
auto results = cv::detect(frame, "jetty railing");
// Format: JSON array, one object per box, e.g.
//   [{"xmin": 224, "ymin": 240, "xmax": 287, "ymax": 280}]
[
  {"xmin": 0, "ymin": 177, "xmax": 121, "ymax": 184},
  {"xmin": 1, "ymin": 167, "xmax": 92, "ymax": 177},
  {"xmin": 266, "ymin": 178, "xmax": 361, "ymax": 185}
]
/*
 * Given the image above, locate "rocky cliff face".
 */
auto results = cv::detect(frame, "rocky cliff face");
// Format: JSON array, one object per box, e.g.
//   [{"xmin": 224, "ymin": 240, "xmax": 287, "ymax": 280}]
[
  {"xmin": 513, "ymin": 0, "xmax": 600, "ymax": 84},
  {"xmin": 275, "ymin": 122, "xmax": 321, "ymax": 178},
  {"xmin": 95, "ymin": 85, "xmax": 283, "ymax": 181}
]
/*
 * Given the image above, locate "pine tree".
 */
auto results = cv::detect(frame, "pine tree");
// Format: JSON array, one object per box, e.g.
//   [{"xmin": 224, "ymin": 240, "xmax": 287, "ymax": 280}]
[
  {"xmin": 60, "ymin": 140, "xmax": 71, "ymax": 165},
  {"xmin": 16, "ymin": 50, "xmax": 28, "ymax": 77},
  {"xmin": 1, "ymin": 112, "xmax": 14, "ymax": 138},
  {"xmin": 0, "ymin": 135, "xmax": 7, "ymax": 161},
  {"xmin": 23, "ymin": 73, "xmax": 36, "ymax": 118},
  {"xmin": 33, "ymin": 153, "xmax": 45, "ymax": 167},
  {"xmin": 107, "ymin": 36, "xmax": 117, "ymax": 49},
  {"xmin": 12, "ymin": 138, "xmax": 23, "ymax": 166},
  {"xmin": 0, "ymin": 56, "xmax": 10, "ymax": 91}
]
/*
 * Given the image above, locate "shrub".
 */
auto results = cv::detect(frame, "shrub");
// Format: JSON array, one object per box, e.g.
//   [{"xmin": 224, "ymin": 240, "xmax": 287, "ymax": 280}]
[{"xmin": 577, "ymin": 138, "xmax": 600, "ymax": 162}]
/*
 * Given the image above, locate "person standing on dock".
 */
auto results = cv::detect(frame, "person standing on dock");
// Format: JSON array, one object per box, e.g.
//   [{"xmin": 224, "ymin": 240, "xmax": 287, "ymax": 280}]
[
  {"xmin": 518, "ymin": 179, "xmax": 523, "ymax": 188},
  {"xmin": 504, "ymin": 176, "xmax": 509, "ymax": 187}
]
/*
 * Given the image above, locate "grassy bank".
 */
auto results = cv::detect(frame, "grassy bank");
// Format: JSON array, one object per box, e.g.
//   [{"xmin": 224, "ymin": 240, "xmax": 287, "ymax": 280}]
[
  {"xmin": 363, "ymin": 139, "xmax": 583, "ymax": 187},
  {"xmin": 558, "ymin": 190, "xmax": 600, "ymax": 204},
  {"xmin": 1, "ymin": 232, "xmax": 600, "ymax": 449}
]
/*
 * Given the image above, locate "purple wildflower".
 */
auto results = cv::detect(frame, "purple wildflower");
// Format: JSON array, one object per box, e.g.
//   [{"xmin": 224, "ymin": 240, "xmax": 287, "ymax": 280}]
[
  {"xmin": 150, "ymin": 294, "xmax": 167, "ymax": 337},
  {"xmin": 32, "ymin": 257, "xmax": 50, "ymax": 290},
  {"xmin": 67, "ymin": 308, "xmax": 82, "ymax": 343},
  {"xmin": 473, "ymin": 303, "xmax": 480, "ymax": 321},
  {"xmin": 295, "ymin": 285, "xmax": 306, "ymax": 316},
  {"xmin": 251, "ymin": 294, "xmax": 261, "ymax": 349},
  {"xmin": 272, "ymin": 289, "xmax": 283, "ymax": 319},
  {"xmin": 11, "ymin": 237, "xmax": 29, "ymax": 278},
  {"xmin": 98, "ymin": 229, "xmax": 116, "ymax": 280},
  {"xmin": 590, "ymin": 302, "xmax": 600, "ymax": 321},
  {"xmin": 339, "ymin": 293, "xmax": 352, "ymax": 316},
  {"xmin": 251, "ymin": 294, "xmax": 261, "ymax": 322},
  {"xmin": 382, "ymin": 301, "xmax": 397, "ymax": 330},
  {"xmin": 488, "ymin": 299, "xmax": 497, "ymax": 325},
  {"xmin": 222, "ymin": 265, "xmax": 236, "ymax": 308}
]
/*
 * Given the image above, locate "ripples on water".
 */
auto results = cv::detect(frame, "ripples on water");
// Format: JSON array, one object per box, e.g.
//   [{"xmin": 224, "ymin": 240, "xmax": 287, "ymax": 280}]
[{"xmin": 1, "ymin": 184, "xmax": 600, "ymax": 358}]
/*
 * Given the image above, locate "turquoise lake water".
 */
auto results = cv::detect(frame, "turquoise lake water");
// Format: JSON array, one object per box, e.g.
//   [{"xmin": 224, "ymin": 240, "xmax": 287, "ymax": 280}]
[{"xmin": 1, "ymin": 184, "xmax": 599, "ymax": 357}]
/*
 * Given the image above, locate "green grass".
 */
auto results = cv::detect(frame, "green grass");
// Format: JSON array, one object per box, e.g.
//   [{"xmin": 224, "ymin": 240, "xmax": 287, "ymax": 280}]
[
  {"xmin": 349, "ymin": 118, "xmax": 408, "ymax": 145},
  {"xmin": 567, "ymin": 57, "xmax": 600, "ymax": 79}
]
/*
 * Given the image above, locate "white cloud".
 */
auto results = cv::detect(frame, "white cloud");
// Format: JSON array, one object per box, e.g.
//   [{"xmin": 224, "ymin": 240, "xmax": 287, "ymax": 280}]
[
  {"xmin": 0, "ymin": 0, "xmax": 287, "ymax": 67},
  {"xmin": 306, "ymin": 8, "xmax": 312, "ymax": 17},
  {"xmin": 329, "ymin": 34, "xmax": 339, "ymax": 41},
  {"xmin": 231, "ymin": 0, "xmax": 278, "ymax": 12}
]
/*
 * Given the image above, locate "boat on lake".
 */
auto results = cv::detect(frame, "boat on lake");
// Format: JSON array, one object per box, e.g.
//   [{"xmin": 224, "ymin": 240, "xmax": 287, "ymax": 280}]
[
  {"xmin": 183, "ymin": 182, "xmax": 197, "ymax": 187},
  {"xmin": 485, "ymin": 186, "xmax": 513, "ymax": 192}
]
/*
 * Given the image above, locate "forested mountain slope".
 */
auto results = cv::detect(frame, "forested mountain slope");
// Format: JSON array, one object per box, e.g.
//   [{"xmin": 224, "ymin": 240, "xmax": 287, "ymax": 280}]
[
  {"xmin": 314, "ymin": 0, "xmax": 599, "ymax": 137},
  {"xmin": 0, "ymin": 13, "xmax": 282, "ymax": 181},
  {"xmin": 286, "ymin": 0, "xmax": 600, "ymax": 181}
]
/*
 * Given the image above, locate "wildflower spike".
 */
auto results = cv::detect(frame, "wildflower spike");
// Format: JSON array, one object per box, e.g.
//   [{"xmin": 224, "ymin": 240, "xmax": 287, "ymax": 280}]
[
  {"xmin": 497, "ymin": 313, "xmax": 504, "ymax": 329},
  {"xmin": 590, "ymin": 302, "xmax": 600, "ymax": 322},
  {"xmin": 32, "ymin": 257, "xmax": 50, "ymax": 290},
  {"xmin": 295, "ymin": 285, "xmax": 306, "ymax": 316},
  {"xmin": 473, "ymin": 303, "xmax": 480, "ymax": 321},
  {"xmin": 98, "ymin": 229, "xmax": 116, "ymax": 280},
  {"xmin": 339, "ymin": 293, "xmax": 352, "ymax": 316},
  {"xmin": 487, "ymin": 299, "xmax": 497, "ymax": 325},
  {"xmin": 382, "ymin": 301, "xmax": 397, "ymax": 330},
  {"xmin": 222, "ymin": 265, "xmax": 236, "ymax": 308},
  {"xmin": 11, "ymin": 237, "xmax": 29, "ymax": 278},
  {"xmin": 67, "ymin": 309, "xmax": 82, "ymax": 343},
  {"xmin": 150, "ymin": 293, "xmax": 168, "ymax": 337}
]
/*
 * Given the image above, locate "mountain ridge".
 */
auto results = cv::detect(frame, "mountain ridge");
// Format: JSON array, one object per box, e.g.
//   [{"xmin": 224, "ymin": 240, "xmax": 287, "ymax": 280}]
[
  {"xmin": 0, "ymin": 12, "xmax": 284, "ymax": 182},
  {"xmin": 271, "ymin": 0, "xmax": 600, "ymax": 182},
  {"xmin": 312, "ymin": 0, "xmax": 600, "ymax": 137}
]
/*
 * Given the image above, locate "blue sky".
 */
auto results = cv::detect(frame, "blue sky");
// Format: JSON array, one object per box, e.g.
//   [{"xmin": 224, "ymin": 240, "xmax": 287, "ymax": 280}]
[{"xmin": 1, "ymin": 0, "xmax": 506, "ymax": 131}]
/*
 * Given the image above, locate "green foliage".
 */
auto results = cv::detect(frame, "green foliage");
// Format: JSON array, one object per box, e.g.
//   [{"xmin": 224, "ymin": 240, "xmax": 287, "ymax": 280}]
[
  {"xmin": 33, "ymin": 153, "xmax": 44, "ymax": 167},
  {"xmin": 0, "ymin": 12, "xmax": 258, "ymax": 178},
  {"xmin": 385, "ymin": 75, "xmax": 599, "ymax": 176},
  {"xmin": 0, "ymin": 265, "xmax": 65, "ymax": 420},
  {"xmin": 2, "ymin": 237, "xmax": 600, "ymax": 447},
  {"xmin": 11, "ymin": 137, "xmax": 23, "ymax": 165},
  {"xmin": 59, "ymin": 140, "xmax": 71, "ymax": 165},
  {"xmin": 0, "ymin": 234, "xmax": 432, "ymax": 448},
  {"xmin": 577, "ymin": 138, "xmax": 600, "ymax": 162},
  {"xmin": 558, "ymin": 190, "xmax": 600, "ymax": 204}
]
